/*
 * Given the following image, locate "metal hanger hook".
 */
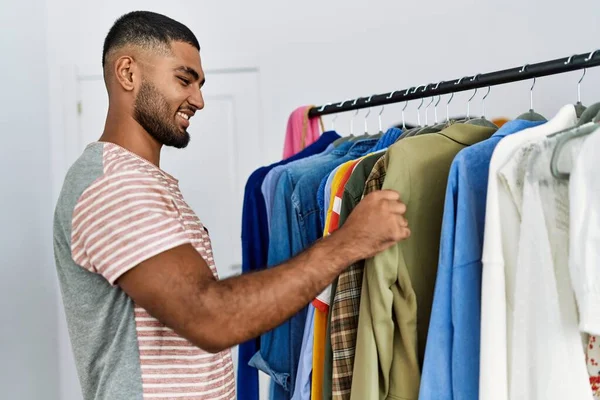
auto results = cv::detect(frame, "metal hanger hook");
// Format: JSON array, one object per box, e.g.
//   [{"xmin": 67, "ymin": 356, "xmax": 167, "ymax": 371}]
[
  {"xmin": 364, "ymin": 95, "xmax": 374, "ymax": 118},
  {"xmin": 331, "ymin": 99, "xmax": 350, "ymax": 131},
  {"xmin": 575, "ymin": 67, "xmax": 586, "ymax": 104},
  {"xmin": 446, "ymin": 92, "xmax": 455, "ymax": 122},
  {"xmin": 519, "ymin": 64, "xmax": 536, "ymax": 110},
  {"xmin": 425, "ymin": 95, "xmax": 435, "ymax": 126},
  {"xmin": 318, "ymin": 102, "xmax": 331, "ymax": 113},
  {"xmin": 482, "ymin": 86, "xmax": 491, "ymax": 118},
  {"xmin": 468, "ymin": 75, "xmax": 480, "ymax": 102},
  {"xmin": 414, "ymin": 85, "xmax": 426, "ymax": 126},
  {"xmin": 337, "ymin": 99, "xmax": 350, "ymax": 108},
  {"xmin": 585, "ymin": 49, "xmax": 599, "ymax": 62},
  {"xmin": 401, "ymin": 88, "xmax": 411, "ymax": 130},
  {"xmin": 466, "ymin": 75, "xmax": 480, "ymax": 120},
  {"xmin": 364, "ymin": 95, "xmax": 374, "ymax": 134},
  {"xmin": 378, "ymin": 104, "xmax": 385, "ymax": 133},
  {"xmin": 564, "ymin": 54, "xmax": 576, "ymax": 65},
  {"xmin": 529, "ymin": 77, "xmax": 536, "ymax": 110},
  {"xmin": 519, "ymin": 63, "xmax": 529, "ymax": 74},
  {"xmin": 433, "ymin": 88, "xmax": 442, "ymax": 124},
  {"xmin": 467, "ymin": 89, "xmax": 478, "ymax": 119},
  {"xmin": 349, "ymin": 99, "xmax": 360, "ymax": 135},
  {"xmin": 455, "ymin": 76, "xmax": 468, "ymax": 86},
  {"xmin": 331, "ymin": 114, "xmax": 339, "ymax": 131}
]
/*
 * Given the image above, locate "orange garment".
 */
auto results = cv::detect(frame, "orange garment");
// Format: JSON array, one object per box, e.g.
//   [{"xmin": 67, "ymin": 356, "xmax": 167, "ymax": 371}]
[
  {"xmin": 492, "ymin": 117, "xmax": 510, "ymax": 128},
  {"xmin": 312, "ymin": 158, "xmax": 362, "ymax": 400}
]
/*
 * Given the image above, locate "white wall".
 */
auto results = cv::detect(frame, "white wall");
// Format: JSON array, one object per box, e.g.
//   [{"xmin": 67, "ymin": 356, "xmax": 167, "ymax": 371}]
[
  {"xmin": 0, "ymin": 0, "xmax": 597, "ymax": 399},
  {"xmin": 0, "ymin": 0, "xmax": 59, "ymax": 399}
]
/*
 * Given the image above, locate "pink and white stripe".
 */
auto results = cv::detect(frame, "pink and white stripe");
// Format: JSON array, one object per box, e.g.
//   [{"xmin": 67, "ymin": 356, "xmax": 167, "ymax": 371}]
[{"xmin": 71, "ymin": 143, "xmax": 235, "ymax": 399}]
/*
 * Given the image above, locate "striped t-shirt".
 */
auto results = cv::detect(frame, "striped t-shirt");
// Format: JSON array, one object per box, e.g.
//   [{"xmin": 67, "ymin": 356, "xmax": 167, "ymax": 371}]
[{"xmin": 53, "ymin": 142, "xmax": 235, "ymax": 400}]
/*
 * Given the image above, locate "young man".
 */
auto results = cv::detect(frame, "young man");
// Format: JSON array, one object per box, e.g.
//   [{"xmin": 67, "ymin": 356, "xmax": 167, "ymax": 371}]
[{"xmin": 53, "ymin": 11, "xmax": 410, "ymax": 400}]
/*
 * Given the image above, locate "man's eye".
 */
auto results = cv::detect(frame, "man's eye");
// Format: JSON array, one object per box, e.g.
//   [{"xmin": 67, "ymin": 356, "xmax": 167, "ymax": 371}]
[{"xmin": 178, "ymin": 77, "xmax": 190, "ymax": 86}]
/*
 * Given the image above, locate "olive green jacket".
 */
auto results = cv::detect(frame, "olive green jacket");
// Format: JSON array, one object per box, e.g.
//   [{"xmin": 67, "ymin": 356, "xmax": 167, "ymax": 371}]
[{"xmin": 350, "ymin": 124, "xmax": 495, "ymax": 400}]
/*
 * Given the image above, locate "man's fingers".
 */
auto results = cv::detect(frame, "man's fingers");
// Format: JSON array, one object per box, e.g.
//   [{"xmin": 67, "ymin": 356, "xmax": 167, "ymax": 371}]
[
  {"xmin": 377, "ymin": 189, "xmax": 401, "ymax": 201},
  {"xmin": 387, "ymin": 200, "xmax": 407, "ymax": 215}
]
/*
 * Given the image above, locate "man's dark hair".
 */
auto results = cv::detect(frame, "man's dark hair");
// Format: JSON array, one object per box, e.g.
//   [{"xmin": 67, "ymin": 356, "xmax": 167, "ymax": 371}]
[{"xmin": 102, "ymin": 11, "xmax": 200, "ymax": 69}]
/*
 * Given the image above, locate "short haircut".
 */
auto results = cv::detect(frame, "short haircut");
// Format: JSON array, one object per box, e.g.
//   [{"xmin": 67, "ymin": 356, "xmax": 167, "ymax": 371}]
[{"xmin": 102, "ymin": 11, "xmax": 200, "ymax": 70}]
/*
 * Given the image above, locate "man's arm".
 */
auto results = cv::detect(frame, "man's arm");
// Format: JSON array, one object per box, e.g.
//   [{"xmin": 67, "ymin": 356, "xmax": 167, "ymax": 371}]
[{"xmin": 118, "ymin": 190, "xmax": 410, "ymax": 353}]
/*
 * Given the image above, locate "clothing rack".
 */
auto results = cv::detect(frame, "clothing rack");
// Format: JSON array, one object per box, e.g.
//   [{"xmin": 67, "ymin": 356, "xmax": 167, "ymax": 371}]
[{"xmin": 308, "ymin": 50, "xmax": 600, "ymax": 117}]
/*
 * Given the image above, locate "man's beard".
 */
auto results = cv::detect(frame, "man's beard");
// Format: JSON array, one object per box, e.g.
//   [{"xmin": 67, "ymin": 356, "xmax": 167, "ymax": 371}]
[{"xmin": 133, "ymin": 80, "xmax": 191, "ymax": 149}]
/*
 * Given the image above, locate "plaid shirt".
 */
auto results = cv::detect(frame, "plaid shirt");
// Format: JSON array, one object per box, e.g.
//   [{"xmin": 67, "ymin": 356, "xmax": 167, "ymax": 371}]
[{"xmin": 330, "ymin": 154, "xmax": 387, "ymax": 400}]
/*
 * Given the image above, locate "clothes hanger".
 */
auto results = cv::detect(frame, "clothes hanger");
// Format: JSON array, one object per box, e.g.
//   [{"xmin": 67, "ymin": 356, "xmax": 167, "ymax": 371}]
[
  {"xmin": 464, "ymin": 75, "xmax": 498, "ymax": 128},
  {"xmin": 330, "ymin": 100, "xmax": 353, "ymax": 146},
  {"xmin": 424, "ymin": 96, "xmax": 435, "ymax": 126},
  {"xmin": 416, "ymin": 89, "xmax": 425, "ymax": 127},
  {"xmin": 549, "ymin": 50, "xmax": 600, "ymax": 179},
  {"xmin": 349, "ymin": 99, "xmax": 359, "ymax": 136},
  {"xmin": 397, "ymin": 87, "xmax": 422, "ymax": 140},
  {"xmin": 516, "ymin": 64, "xmax": 547, "ymax": 121},
  {"xmin": 378, "ymin": 104, "xmax": 385, "ymax": 135},
  {"xmin": 466, "ymin": 85, "xmax": 478, "ymax": 121},
  {"xmin": 401, "ymin": 89, "xmax": 410, "ymax": 130},
  {"xmin": 405, "ymin": 85, "xmax": 431, "ymax": 137},
  {"xmin": 564, "ymin": 54, "xmax": 587, "ymax": 118},
  {"xmin": 434, "ymin": 93, "xmax": 441, "ymax": 124},
  {"xmin": 549, "ymin": 115, "xmax": 599, "ymax": 179},
  {"xmin": 364, "ymin": 95, "xmax": 374, "ymax": 135},
  {"xmin": 430, "ymin": 87, "xmax": 449, "ymax": 131},
  {"xmin": 414, "ymin": 83, "xmax": 447, "ymax": 135},
  {"xmin": 348, "ymin": 99, "xmax": 369, "ymax": 141}
]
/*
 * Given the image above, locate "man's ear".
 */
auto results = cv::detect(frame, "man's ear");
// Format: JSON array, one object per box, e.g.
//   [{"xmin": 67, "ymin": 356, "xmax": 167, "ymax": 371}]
[{"xmin": 114, "ymin": 56, "xmax": 137, "ymax": 92}]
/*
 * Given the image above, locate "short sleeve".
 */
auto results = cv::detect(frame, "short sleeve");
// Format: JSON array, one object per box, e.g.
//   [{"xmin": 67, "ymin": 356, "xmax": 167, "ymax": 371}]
[{"xmin": 70, "ymin": 170, "xmax": 191, "ymax": 285}]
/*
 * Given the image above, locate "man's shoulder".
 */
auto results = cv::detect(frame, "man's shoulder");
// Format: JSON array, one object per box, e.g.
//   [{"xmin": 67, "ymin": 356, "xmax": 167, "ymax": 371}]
[{"xmin": 54, "ymin": 143, "xmax": 165, "ymax": 229}]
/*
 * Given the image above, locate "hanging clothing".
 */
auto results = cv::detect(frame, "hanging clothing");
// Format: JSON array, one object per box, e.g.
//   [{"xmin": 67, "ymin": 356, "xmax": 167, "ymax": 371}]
[
  {"xmin": 570, "ymin": 128, "xmax": 600, "ymax": 398},
  {"xmin": 329, "ymin": 153, "xmax": 387, "ymax": 400},
  {"xmin": 479, "ymin": 105, "xmax": 578, "ymax": 400},
  {"xmin": 314, "ymin": 160, "xmax": 361, "ymax": 313},
  {"xmin": 312, "ymin": 158, "xmax": 363, "ymax": 400},
  {"xmin": 283, "ymin": 105, "xmax": 324, "ymax": 159},
  {"xmin": 318, "ymin": 164, "xmax": 343, "ymax": 235},
  {"xmin": 262, "ymin": 134, "xmax": 338, "ymax": 234},
  {"xmin": 291, "ymin": 304, "xmax": 316, "ymax": 400},
  {"xmin": 320, "ymin": 130, "xmax": 400, "ymax": 400},
  {"xmin": 240, "ymin": 131, "xmax": 340, "ymax": 400},
  {"xmin": 351, "ymin": 124, "xmax": 495, "ymax": 400},
  {"xmin": 419, "ymin": 119, "xmax": 544, "ymax": 400},
  {"xmin": 252, "ymin": 138, "xmax": 377, "ymax": 400},
  {"xmin": 569, "ymin": 127, "xmax": 600, "ymax": 337},
  {"xmin": 502, "ymin": 136, "xmax": 591, "ymax": 399}
]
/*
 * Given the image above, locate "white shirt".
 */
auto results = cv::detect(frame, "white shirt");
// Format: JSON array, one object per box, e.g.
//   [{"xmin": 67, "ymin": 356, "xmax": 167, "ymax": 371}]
[
  {"xmin": 503, "ymin": 137, "xmax": 591, "ymax": 399},
  {"xmin": 479, "ymin": 105, "xmax": 578, "ymax": 400},
  {"xmin": 569, "ymin": 127, "xmax": 600, "ymax": 336}
]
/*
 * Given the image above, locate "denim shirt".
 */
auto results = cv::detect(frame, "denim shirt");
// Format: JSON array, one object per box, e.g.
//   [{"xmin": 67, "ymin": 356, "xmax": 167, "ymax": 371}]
[
  {"xmin": 248, "ymin": 140, "xmax": 355, "ymax": 400},
  {"xmin": 263, "ymin": 141, "xmax": 337, "ymax": 233},
  {"xmin": 239, "ymin": 131, "xmax": 339, "ymax": 400},
  {"xmin": 419, "ymin": 120, "xmax": 545, "ymax": 400},
  {"xmin": 371, "ymin": 127, "xmax": 402, "ymax": 152},
  {"xmin": 292, "ymin": 139, "xmax": 378, "ymax": 250}
]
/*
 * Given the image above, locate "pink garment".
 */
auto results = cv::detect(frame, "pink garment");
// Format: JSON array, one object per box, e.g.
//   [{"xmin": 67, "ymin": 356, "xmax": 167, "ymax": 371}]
[{"xmin": 283, "ymin": 105, "xmax": 323, "ymax": 159}]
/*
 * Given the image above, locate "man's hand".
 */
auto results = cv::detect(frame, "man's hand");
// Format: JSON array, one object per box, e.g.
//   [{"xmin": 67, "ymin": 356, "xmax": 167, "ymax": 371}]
[{"xmin": 336, "ymin": 189, "xmax": 410, "ymax": 261}]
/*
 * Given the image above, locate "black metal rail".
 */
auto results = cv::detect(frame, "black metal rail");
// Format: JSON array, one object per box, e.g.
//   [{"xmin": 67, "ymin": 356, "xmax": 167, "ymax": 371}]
[{"xmin": 308, "ymin": 50, "xmax": 600, "ymax": 117}]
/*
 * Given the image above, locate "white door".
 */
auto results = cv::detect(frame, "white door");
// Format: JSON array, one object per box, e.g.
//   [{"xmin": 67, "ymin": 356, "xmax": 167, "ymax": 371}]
[{"xmin": 60, "ymin": 67, "xmax": 271, "ymax": 400}]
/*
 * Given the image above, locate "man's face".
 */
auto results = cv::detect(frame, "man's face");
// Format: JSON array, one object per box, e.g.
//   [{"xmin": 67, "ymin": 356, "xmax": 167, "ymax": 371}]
[{"xmin": 133, "ymin": 41, "xmax": 205, "ymax": 149}]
